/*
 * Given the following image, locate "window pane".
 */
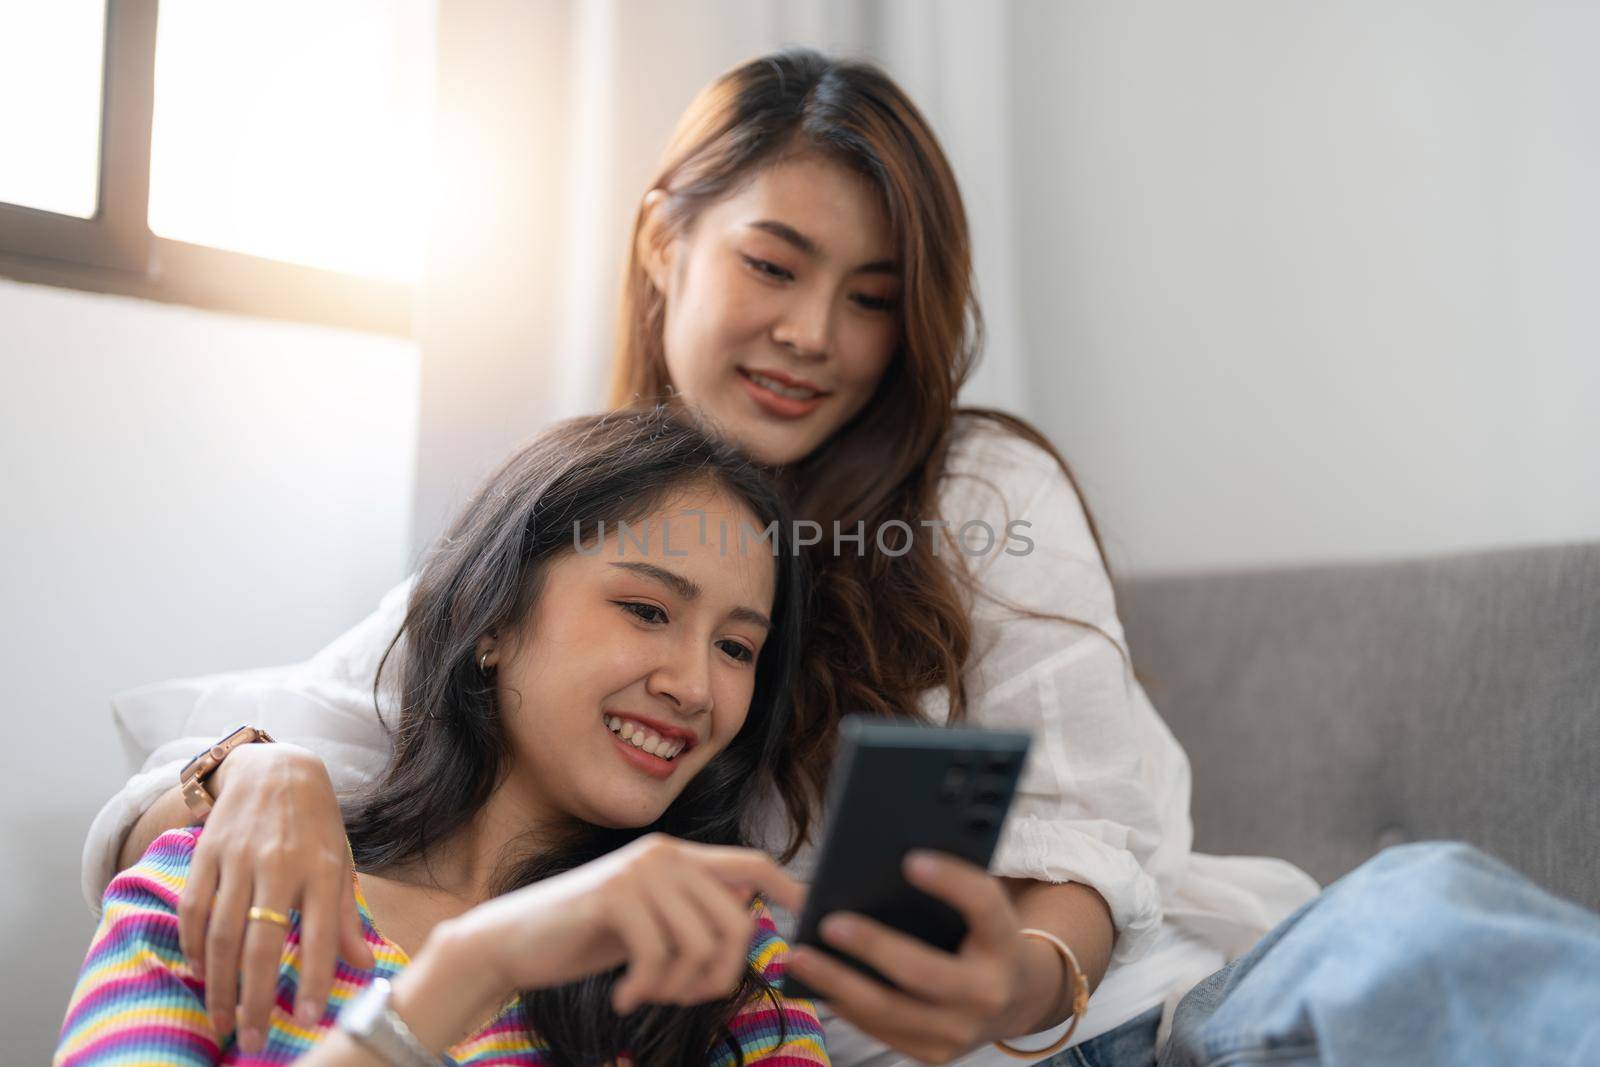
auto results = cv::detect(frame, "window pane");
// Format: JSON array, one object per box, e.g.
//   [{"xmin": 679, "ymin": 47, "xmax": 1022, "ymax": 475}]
[
  {"xmin": 0, "ymin": 0, "xmax": 106, "ymax": 219},
  {"xmin": 148, "ymin": 0, "xmax": 434, "ymax": 282}
]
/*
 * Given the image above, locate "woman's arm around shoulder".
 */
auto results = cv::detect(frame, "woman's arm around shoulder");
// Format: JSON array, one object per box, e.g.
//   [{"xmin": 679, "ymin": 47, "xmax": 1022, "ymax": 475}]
[{"xmin": 87, "ymin": 578, "xmax": 414, "ymax": 904}]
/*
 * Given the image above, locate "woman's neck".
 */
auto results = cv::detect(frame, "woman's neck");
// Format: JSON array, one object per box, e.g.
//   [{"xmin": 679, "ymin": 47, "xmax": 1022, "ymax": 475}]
[{"xmin": 369, "ymin": 781, "xmax": 561, "ymax": 905}]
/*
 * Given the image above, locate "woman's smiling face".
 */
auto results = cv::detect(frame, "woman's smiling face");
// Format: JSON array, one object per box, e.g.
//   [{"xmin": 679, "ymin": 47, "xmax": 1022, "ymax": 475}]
[
  {"xmin": 645, "ymin": 153, "xmax": 903, "ymax": 466},
  {"xmin": 484, "ymin": 483, "xmax": 777, "ymax": 830}
]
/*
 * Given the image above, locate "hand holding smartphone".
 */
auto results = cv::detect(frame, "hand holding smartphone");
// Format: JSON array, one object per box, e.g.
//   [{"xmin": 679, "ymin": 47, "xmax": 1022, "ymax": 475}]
[{"xmin": 781, "ymin": 717, "xmax": 1031, "ymax": 1000}]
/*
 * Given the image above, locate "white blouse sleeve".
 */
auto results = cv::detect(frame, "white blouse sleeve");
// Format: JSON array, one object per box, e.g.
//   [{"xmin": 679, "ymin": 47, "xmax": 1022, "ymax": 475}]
[
  {"xmin": 927, "ymin": 423, "xmax": 1191, "ymax": 964},
  {"xmin": 80, "ymin": 578, "xmax": 412, "ymax": 914}
]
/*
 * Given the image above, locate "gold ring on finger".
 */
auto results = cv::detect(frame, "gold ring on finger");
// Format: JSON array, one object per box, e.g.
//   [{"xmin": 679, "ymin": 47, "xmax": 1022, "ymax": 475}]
[{"xmin": 246, "ymin": 906, "xmax": 293, "ymax": 930}]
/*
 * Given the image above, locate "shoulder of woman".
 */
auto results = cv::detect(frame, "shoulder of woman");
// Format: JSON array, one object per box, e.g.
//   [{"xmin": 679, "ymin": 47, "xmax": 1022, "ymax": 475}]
[
  {"xmin": 744, "ymin": 897, "xmax": 785, "ymax": 969},
  {"xmin": 102, "ymin": 826, "xmax": 203, "ymax": 915},
  {"xmin": 745, "ymin": 897, "xmax": 818, "ymax": 987},
  {"xmin": 142, "ymin": 825, "xmax": 204, "ymax": 867},
  {"xmin": 944, "ymin": 413, "xmax": 1063, "ymax": 484},
  {"xmin": 939, "ymin": 413, "xmax": 1100, "ymax": 565},
  {"xmin": 731, "ymin": 899, "xmax": 829, "ymax": 1060}
]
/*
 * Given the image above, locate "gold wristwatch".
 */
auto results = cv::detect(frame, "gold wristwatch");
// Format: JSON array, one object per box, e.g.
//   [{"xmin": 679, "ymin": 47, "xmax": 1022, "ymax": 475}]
[{"xmin": 178, "ymin": 724, "xmax": 275, "ymax": 818}]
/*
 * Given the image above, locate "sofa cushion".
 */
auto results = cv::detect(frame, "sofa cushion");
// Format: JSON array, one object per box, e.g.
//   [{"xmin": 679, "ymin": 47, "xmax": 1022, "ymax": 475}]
[{"xmin": 1117, "ymin": 541, "xmax": 1600, "ymax": 911}]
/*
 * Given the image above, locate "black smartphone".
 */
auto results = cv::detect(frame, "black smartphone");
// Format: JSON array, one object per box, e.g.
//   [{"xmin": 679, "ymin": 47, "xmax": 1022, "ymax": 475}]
[{"xmin": 780, "ymin": 716, "xmax": 1031, "ymax": 1001}]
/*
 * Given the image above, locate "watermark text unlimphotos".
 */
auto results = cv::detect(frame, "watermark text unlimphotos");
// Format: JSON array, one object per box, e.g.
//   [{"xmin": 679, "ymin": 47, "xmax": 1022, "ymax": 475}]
[{"xmin": 572, "ymin": 509, "xmax": 1034, "ymax": 559}]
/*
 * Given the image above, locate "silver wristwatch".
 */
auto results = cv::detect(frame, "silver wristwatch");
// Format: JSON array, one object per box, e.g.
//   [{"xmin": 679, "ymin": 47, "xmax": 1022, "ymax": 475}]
[{"xmin": 338, "ymin": 976, "xmax": 442, "ymax": 1067}]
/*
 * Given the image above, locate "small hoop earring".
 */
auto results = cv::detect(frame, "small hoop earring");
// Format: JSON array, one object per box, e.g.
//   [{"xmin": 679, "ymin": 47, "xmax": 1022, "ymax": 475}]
[{"xmin": 479, "ymin": 650, "xmax": 493, "ymax": 672}]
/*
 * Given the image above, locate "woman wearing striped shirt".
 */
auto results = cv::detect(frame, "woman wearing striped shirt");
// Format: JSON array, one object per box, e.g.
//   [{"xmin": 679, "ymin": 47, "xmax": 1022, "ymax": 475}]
[{"xmin": 58, "ymin": 409, "xmax": 828, "ymax": 1066}]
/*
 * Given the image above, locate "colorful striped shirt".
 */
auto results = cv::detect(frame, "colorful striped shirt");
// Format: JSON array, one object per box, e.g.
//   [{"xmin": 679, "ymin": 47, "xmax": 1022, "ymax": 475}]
[{"xmin": 57, "ymin": 827, "xmax": 829, "ymax": 1065}]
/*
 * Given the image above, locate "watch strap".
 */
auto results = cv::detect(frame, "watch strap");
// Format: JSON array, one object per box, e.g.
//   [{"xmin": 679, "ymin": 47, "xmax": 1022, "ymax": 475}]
[
  {"xmin": 178, "ymin": 724, "xmax": 275, "ymax": 819},
  {"xmin": 338, "ymin": 976, "xmax": 441, "ymax": 1067}
]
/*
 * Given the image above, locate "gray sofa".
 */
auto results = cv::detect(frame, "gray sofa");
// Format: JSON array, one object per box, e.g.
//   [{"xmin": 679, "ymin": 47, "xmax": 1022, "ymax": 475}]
[{"xmin": 1116, "ymin": 540, "xmax": 1600, "ymax": 911}]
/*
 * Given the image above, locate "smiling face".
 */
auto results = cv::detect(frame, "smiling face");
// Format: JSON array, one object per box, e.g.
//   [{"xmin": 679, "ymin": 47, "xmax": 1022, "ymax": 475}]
[
  {"xmin": 646, "ymin": 153, "xmax": 903, "ymax": 466},
  {"xmin": 483, "ymin": 483, "xmax": 778, "ymax": 830}
]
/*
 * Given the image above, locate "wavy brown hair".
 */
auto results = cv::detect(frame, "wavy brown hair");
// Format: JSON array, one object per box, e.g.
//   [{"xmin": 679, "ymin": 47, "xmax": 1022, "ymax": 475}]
[{"xmin": 610, "ymin": 48, "xmax": 1111, "ymax": 858}]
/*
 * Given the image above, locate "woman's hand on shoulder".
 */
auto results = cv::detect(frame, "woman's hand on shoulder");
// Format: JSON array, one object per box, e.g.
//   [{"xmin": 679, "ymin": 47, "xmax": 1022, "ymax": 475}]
[
  {"xmin": 446, "ymin": 834, "xmax": 805, "ymax": 1015},
  {"xmin": 177, "ymin": 742, "xmax": 374, "ymax": 1052}
]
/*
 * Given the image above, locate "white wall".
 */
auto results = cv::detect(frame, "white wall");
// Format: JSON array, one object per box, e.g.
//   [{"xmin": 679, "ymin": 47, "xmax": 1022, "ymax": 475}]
[
  {"xmin": 408, "ymin": 0, "xmax": 576, "ymax": 552},
  {"xmin": 0, "ymin": 279, "xmax": 418, "ymax": 1058},
  {"xmin": 1011, "ymin": 0, "xmax": 1600, "ymax": 575}
]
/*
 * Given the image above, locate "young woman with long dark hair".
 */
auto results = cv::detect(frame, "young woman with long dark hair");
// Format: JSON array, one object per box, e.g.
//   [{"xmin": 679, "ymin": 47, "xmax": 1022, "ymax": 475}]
[{"xmin": 59, "ymin": 408, "xmax": 826, "ymax": 1065}]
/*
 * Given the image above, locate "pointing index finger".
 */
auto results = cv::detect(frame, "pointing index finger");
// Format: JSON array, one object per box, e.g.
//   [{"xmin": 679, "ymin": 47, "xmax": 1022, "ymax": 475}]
[{"xmin": 682, "ymin": 844, "xmax": 806, "ymax": 913}]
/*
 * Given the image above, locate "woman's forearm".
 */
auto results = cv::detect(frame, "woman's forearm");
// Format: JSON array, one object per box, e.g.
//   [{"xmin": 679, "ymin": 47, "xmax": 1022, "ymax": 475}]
[
  {"xmin": 998, "ymin": 878, "xmax": 1115, "ymax": 1035},
  {"xmin": 115, "ymin": 743, "xmax": 317, "ymax": 871}
]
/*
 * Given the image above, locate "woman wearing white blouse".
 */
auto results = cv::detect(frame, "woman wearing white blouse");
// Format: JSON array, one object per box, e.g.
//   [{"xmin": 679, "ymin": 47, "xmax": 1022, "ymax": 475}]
[
  {"xmin": 81, "ymin": 48, "xmax": 1600, "ymax": 1067},
  {"xmin": 89, "ymin": 416, "xmax": 1318, "ymax": 1059}
]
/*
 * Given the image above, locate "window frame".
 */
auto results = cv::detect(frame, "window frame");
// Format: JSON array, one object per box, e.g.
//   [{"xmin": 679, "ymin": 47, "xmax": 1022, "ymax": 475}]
[{"xmin": 0, "ymin": 0, "xmax": 412, "ymax": 336}]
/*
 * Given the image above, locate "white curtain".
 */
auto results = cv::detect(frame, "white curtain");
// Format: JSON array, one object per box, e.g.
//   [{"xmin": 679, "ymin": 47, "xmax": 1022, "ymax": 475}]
[{"xmin": 413, "ymin": 0, "xmax": 1028, "ymax": 551}]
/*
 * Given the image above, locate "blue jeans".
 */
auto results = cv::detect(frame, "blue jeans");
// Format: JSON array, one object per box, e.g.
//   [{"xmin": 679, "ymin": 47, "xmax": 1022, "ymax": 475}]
[
  {"xmin": 1041, "ymin": 1005, "xmax": 1164, "ymax": 1067},
  {"xmin": 1153, "ymin": 841, "xmax": 1600, "ymax": 1066}
]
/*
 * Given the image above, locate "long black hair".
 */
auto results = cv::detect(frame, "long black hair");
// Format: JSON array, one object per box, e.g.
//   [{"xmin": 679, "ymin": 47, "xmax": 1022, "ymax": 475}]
[{"xmin": 344, "ymin": 405, "xmax": 809, "ymax": 1066}]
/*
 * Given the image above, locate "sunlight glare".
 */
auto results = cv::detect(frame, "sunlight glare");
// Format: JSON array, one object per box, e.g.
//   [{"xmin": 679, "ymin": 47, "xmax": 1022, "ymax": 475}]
[
  {"xmin": 147, "ymin": 0, "xmax": 435, "ymax": 282},
  {"xmin": 0, "ymin": 0, "xmax": 106, "ymax": 219}
]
